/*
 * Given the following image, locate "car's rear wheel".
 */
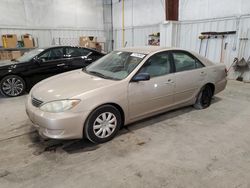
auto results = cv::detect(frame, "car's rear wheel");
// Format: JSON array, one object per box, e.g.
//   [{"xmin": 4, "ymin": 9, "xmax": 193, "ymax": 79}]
[
  {"xmin": 84, "ymin": 105, "xmax": 122, "ymax": 143},
  {"xmin": 194, "ymin": 85, "xmax": 213, "ymax": 109},
  {"xmin": 0, "ymin": 75, "xmax": 26, "ymax": 97}
]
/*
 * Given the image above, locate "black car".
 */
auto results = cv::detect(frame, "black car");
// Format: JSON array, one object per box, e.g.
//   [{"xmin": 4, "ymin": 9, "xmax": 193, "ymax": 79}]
[{"xmin": 0, "ymin": 46, "xmax": 105, "ymax": 97}]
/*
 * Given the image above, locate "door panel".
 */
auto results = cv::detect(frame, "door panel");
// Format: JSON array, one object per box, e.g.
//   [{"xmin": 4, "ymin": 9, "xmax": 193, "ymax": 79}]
[
  {"xmin": 27, "ymin": 59, "xmax": 68, "ymax": 85},
  {"xmin": 171, "ymin": 51, "xmax": 206, "ymax": 105},
  {"xmin": 174, "ymin": 69, "xmax": 206, "ymax": 105},
  {"xmin": 65, "ymin": 47, "xmax": 93, "ymax": 70},
  {"xmin": 128, "ymin": 51, "xmax": 175, "ymax": 120},
  {"xmin": 128, "ymin": 75, "xmax": 175, "ymax": 120},
  {"xmin": 65, "ymin": 57, "xmax": 88, "ymax": 70},
  {"xmin": 27, "ymin": 47, "xmax": 67, "ymax": 85}
]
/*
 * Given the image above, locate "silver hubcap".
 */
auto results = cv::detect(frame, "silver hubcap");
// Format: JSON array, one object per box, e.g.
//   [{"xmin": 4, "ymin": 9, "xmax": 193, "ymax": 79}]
[
  {"xmin": 2, "ymin": 77, "xmax": 24, "ymax": 96},
  {"xmin": 93, "ymin": 112, "xmax": 117, "ymax": 138}
]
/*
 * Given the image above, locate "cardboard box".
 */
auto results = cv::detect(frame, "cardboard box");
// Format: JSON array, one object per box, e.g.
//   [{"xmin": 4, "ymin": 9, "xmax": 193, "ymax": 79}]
[
  {"xmin": 80, "ymin": 42, "xmax": 97, "ymax": 49},
  {"xmin": 0, "ymin": 51, "xmax": 9, "ymax": 60},
  {"xmin": 89, "ymin": 42, "xmax": 98, "ymax": 49},
  {"xmin": 21, "ymin": 34, "xmax": 34, "ymax": 48},
  {"xmin": 0, "ymin": 51, "xmax": 21, "ymax": 60},
  {"xmin": 96, "ymin": 43, "xmax": 102, "ymax": 52},
  {"xmin": 10, "ymin": 51, "xmax": 21, "ymax": 59},
  {"xmin": 79, "ymin": 36, "xmax": 97, "ymax": 47},
  {"xmin": 2, "ymin": 34, "xmax": 18, "ymax": 48}
]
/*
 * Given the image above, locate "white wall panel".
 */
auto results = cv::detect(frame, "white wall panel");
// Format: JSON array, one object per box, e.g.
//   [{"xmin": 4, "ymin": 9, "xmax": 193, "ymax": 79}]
[
  {"xmin": 0, "ymin": 0, "xmax": 104, "ymax": 29},
  {"xmin": 179, "ymin": 0, "xmax": 250, "ymax": 21},
  {"xmin": 112, "ymin": 0, "xmax": 165, "ymax": 28},
  {"xmin": 0, "ymin": 0, "xmax": 104, "ymax": 48},
  {"xmin": 114, "ymin": 24, "xmax": 160, "ymax": 49},
  {"xmin": 112, "ymin": 0, "xmax": 164, "ymax": 49},
  {"xmin": 160, "ymin": 16, "xmax": 250, "ymax": 80}
]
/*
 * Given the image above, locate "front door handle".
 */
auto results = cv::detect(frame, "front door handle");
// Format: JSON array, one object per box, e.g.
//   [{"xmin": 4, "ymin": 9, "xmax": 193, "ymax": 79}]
[
  {"xmin": 165, "ymin": 79, "xmax": 175, "ymax": 84},
  {"xmin": 57, "ymin": 63, "xmax": 65, "ymax": 67},
  {"xmin": 200, "ymin": 71, "xmax": 207, "ymax": 76}
]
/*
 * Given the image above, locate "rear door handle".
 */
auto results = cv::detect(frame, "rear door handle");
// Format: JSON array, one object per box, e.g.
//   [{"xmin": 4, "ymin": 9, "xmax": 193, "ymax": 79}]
[{"xmin": 57, "ymin": 63, "xmax": 65, "ymax": 67}]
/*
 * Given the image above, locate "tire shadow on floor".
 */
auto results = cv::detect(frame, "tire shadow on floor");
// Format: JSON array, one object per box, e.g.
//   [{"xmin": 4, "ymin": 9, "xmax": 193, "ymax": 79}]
[
  {"xmin": 28, "ymin": 131, "xmax": 99, "ymax": 155},
  {"xmin": 119, "ymin": 96, "xmax": 222, "ymax": 134},
  {"xmin": 28, "ymin": 96, "xmax": 222, "ymax": 155}
]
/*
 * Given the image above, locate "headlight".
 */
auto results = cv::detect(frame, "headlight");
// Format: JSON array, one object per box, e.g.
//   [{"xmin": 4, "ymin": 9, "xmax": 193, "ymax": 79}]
[{"xmin": 40, "ymin": 99, "xmax": 81, "ymax": 113}]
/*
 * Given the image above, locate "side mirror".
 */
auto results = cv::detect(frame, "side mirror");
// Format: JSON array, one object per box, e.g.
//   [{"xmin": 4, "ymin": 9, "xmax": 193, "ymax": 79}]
[
  {"xmin": 132, "ymin": 73, "xmax": 150, "ymax": 82},
  {"xmin": 33, "ymin": 57, "xmax": 44, "ymax": 64},
  {"xmin": 33, "ymin": 56, "xmax": 39, "ymax": 63}
]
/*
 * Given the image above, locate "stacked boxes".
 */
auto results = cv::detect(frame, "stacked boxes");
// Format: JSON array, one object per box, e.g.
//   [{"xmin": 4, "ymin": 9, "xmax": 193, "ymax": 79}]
[
  {"xmin": 1, "ymin": 34, "xmax": 35, "ymax": 49},
  {"xmin": 79, "ymin": 36, "xmax": 105, "ymax": 52},
  {"xmin": 0, "ymin": 33, "xmax": 34, "ymax": 61},
  {"xmin": 0, "ymin": 51, "xmax": 22, "ymax": 60},
  {"xmin": 10, "ymin": 51, "xmax": 22, "ymax": 59},
  {"xmin": 21, "ymin": 34, "xmax": 34, "ymax": 48},
  {"xmin": 79, "ymin": 36, "xmax": 98, "ymax": 49}
]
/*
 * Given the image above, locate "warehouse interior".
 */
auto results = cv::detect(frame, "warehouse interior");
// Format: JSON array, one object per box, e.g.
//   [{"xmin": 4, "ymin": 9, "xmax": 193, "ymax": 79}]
[{"xmin": 1, "ymin": 0, "xmax": 250, "ymax": 187}]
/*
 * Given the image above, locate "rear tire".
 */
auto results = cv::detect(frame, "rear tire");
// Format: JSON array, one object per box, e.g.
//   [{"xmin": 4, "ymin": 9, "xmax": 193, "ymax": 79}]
[
  {"xmin": 84, "ymin": 105, "xmax": 122, "ymax": 143},
  {"xmin": 194, "ymin": 86, "xmax": 213, "ymax": 109},
  {"xmin": 0, "ymin": 75, "xmax": 26, "ymax": 97}
]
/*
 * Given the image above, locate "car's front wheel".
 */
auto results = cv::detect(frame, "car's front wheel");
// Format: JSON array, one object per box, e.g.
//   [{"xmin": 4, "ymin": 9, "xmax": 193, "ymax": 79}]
[
  {"xmin": 194, "ymin": 85, "xmax": 213, "ymax": 109},
  {"xmin": 0, "ymin": 75, "xmax": 26, "ymax": 97},
  {"xmin": 84, "ymin": 105, "xmax": 122, "ymax": 143}
]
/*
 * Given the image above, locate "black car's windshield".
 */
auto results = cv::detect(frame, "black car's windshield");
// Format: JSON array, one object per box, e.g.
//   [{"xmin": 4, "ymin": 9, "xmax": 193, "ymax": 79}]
[
  {"xmin": 17, "ymin": 48, "xmax": 45, "ymax": 62},
  {"xmin": 85, "ymin": 51, "xmax": 146, "ymax": 80}
]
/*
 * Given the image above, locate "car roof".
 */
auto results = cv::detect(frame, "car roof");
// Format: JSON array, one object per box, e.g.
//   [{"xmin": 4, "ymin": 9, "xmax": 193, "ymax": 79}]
[
  {"xmin": 117, "ymin": 46, "xmax": 176, "ymax": 54},
  {"xmin": 117, "ymin": 46, "xmax": 214, "ymax": 66},
  {"xmin": 39, "ymin": 46, "xmax": 104, "ymax": 54}
]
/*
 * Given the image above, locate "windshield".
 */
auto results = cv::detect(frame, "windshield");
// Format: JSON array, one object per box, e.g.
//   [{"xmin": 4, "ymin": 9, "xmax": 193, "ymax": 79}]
[
  {"xmin": 85, "ymin": 51, "xmax": 146, "ymax": 80},
  {"xmin": 17, "ymin": 48, "xmax": 44, "ymax": 62}
]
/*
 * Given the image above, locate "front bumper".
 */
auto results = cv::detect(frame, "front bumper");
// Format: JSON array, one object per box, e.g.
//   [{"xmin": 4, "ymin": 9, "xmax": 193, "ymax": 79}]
[{"xmin": 25, "ymin": 96, "xmax": 90, "ymax": 139}]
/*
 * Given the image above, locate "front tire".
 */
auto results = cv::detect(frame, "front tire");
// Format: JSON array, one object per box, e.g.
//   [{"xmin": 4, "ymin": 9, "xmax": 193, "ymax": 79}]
[
  {"xmin": 194, "ymin": 86, "xmax": 213, "ymax": 109},
  {"xmin": 0, "ymin": 75, "xmax": 26, "ymax": 97},
  {"xmin": 84, "ymin": 105, "xmax": 122, "ymax": 143}
]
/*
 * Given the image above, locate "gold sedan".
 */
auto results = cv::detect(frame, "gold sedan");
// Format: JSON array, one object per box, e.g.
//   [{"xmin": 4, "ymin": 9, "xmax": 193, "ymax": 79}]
[{"xmin": 26, "ymin": 47, "xmax": 227, "ymax": 143}]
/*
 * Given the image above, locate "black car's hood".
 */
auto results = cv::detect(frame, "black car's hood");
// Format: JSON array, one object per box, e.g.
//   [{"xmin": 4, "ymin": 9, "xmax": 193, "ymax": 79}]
[{"xmin": 0, "ymin": 60, "xmax": 17, "ymax": 67}]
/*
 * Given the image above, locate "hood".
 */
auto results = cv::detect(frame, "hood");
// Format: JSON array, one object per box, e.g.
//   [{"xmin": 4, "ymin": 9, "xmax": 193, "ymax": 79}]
[
  {"xmin": 0, "ymin": 60, "xmax": 17, "ymax": 68},
  {"xmin": 31, "ymin": 69, "xmax": 116, "ymax": 102}
]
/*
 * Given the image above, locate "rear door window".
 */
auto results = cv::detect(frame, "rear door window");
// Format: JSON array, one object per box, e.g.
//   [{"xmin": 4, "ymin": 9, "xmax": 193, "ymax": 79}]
[
  {"xmin": 65, "ymin": 47, "xmax": 91, "ymax": 58},
  {"xmin": 172, "ymin": 51, "xmax": 204, "ymax": 72}
]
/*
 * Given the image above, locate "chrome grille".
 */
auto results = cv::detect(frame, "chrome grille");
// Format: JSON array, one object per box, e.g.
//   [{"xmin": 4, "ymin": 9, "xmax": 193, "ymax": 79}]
[{"xmin": 31, "ymin": 97, "xmax": 43, "ymax": 107}]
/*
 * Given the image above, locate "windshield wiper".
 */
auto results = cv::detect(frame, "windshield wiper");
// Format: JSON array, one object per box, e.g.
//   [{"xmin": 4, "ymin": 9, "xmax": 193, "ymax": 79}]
[
  {"xmin": 87, "ymin": 71, "xmax": 109, "ymax": 79},
  {"xmin": 85, "ymin": 70, "xmax": 119, "ymax": 80}
]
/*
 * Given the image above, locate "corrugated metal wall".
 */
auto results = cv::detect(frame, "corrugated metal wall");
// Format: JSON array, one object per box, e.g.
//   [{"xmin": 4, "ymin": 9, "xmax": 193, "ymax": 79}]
[
  {"xmin": 113, "ymin": 15, "xmax": 250, "ymax": 81},
  {"xmin": 160, "ymin": 15, "xmax": 250, "ymax": 80},
  {"xmin": 113, "ymin": 24, "xmax": 160, "ymax": 49},
  {"xmin": 175, "ymin": 17, "xmax": 237, "ymax": 66}
]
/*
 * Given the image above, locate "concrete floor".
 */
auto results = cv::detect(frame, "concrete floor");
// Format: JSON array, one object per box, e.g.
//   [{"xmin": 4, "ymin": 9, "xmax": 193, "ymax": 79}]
[{"xmin": 0, "ymin": 80, "xmax": 250, "ymax": 188}]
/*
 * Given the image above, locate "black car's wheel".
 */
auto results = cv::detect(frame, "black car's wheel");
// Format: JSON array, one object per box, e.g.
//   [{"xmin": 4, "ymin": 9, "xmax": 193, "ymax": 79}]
[
  {"xmin": 0, "ymin": 75, "xmax": 26, "ymax": 97},
  {"xmin": 194, "ymin": 85, "xmax": 213, "ymax": 109},
  {"xmin": 84, "ymin": 105, "xmax": 122, "ymax": 143}
]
